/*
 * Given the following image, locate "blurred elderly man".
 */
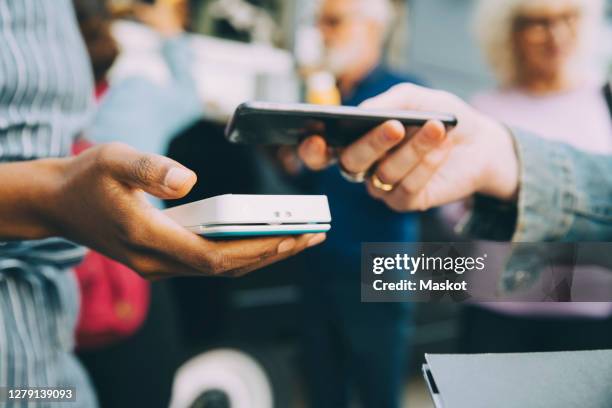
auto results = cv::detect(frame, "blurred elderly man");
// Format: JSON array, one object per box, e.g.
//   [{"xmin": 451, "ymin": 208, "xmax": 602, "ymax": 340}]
[
  {"xmin": 298, "ymin": 1, "xmax": 425, "ymax": 407},
  {"xmin": 317, "ymin": 0, "xmax": 423, "ymax": 103}
]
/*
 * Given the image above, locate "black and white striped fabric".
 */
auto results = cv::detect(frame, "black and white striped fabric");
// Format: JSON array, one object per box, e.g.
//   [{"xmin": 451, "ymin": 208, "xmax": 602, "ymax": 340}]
[
  {"xmin": 0, "ymin": 0, "xmax": 93, "ymax": 161},
  {"xmin": 0, "ymin": 1, "xmax": 97, "ymax": 406}
]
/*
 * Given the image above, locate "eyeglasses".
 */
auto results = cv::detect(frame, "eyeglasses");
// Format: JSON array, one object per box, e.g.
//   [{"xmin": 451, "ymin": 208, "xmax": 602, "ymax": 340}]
[
  {"xmin": 514, "ymin": 11, "xmax": 581, "ymax": 42},
  {"xmin": 317, "ymin": 13, "xmax": 360, "ymax": 30}
]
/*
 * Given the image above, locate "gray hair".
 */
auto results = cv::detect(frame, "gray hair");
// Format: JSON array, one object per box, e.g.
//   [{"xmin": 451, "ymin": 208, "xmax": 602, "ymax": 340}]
[
  {"xmin": 474, "ymin": 0, "xmax": 605, "ymax": 86},
  {"xmin": 355, "ymin": 0, "xmax": 394, "ymax": 27},
  {"xmin": 317, "ymin": 0, "xmax": 395, "ymax": 28}
]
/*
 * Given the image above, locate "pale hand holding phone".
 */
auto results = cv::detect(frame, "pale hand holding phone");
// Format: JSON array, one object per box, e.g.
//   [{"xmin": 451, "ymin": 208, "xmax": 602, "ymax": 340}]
[
  {"xmin": 298, "ymin": 84, "xmax": 520, "ymax": 212},
  {"xmin": 225, "ymin": 101, "xmax": 457, "ymax": 147}
]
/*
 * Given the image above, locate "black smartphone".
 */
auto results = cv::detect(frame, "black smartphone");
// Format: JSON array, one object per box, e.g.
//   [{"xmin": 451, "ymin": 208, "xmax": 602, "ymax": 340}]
[{"xmin": 225, "ymin": 101, "xmax": 458, "ymax": 147}]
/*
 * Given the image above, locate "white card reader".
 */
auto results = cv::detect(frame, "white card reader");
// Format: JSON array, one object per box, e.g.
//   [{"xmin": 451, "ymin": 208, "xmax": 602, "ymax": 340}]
[{"xmin": 164, "ymin": 194, "xmax": 332, "ymax": 238}]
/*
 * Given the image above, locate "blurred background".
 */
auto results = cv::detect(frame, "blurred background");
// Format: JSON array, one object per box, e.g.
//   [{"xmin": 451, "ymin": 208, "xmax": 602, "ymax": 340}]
[{"xmin": 73, "ymin": 0, "xmax": 612, "ymax": 407}]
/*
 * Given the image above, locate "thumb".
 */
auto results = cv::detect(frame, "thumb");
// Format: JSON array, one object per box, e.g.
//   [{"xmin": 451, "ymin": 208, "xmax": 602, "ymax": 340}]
[
  {"xmin": 360, "ymin": 83, "xmax": 449, "ymax": 112},
  {"xmin": 105, "ymin": 144, "xmax": 197, "ymax": 199}
]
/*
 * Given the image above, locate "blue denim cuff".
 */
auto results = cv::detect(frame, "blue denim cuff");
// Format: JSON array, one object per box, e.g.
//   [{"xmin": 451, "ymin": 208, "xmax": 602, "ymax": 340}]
[
  {"xmin": 459, "ymin": 130, "xmax": 579, "ymax": 293},
  {"xmin": 511, "ymin": 130, "xmax": 576, "ymax": 242},
  {"xmin": 459, "ymin": 129, "xmax": 576, "ymax": 243}
]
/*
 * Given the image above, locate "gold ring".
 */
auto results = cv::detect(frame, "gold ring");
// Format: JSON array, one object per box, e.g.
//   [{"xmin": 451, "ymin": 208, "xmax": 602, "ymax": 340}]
[
  {"xmin": 371, "ymin": 174, "xmax": 395, "ymax": 192},
  {"xmin": 339, "ymin": 163, "xmax": 368, "ymax": 183}
]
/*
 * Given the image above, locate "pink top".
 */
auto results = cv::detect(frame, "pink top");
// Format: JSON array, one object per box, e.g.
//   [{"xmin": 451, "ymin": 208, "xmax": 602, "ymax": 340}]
[
  {"xmin": 469, "ymin": 81, "xmax": 612, "ymax": 318},
  {"xmin": 472, "ymin": 82, "xmax": 612, "ymax": 154}
]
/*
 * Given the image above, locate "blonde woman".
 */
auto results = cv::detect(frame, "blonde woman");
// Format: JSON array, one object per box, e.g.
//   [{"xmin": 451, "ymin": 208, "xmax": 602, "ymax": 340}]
[
  {"xmin": 460, "ymin": 0, "xmax": 612, "ymax": 354},
  {"xmin": 472, "ymin": 0, "xmax": 611, "ymax": 151}
]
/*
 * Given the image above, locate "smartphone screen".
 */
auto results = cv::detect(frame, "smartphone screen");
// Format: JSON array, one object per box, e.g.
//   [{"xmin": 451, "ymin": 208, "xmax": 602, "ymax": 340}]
[{"xmin": 225, "ymin": 102, "xmax": 458, "ymax": 147}]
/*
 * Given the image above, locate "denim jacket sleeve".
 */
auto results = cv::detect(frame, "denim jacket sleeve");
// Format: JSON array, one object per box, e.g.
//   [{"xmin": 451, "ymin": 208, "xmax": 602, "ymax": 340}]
[
  {"xmin": 459, "ymin": 129, "xmax": 612, "ymax": 243},
  {"xmin": 459, "ymin": 129, "xmax": 612, "ymax": 293}
]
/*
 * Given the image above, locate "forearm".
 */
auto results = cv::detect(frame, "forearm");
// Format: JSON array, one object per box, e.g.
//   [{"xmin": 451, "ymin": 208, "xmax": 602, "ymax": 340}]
[
  {"xmin": 0, "ymin": 159, "xmax": 65, "ymax": 240},
  {"xmin": 462, "ymin": 130, "xmax": 612, "ymax": 242}
]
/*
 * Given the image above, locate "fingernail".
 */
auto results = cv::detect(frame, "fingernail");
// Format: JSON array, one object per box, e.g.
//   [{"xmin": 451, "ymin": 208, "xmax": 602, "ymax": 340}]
[
  {"xmin": 278, "ymin": 238, "xmax": 297, "ymax": 254},
  {"xmin": 306, "ymin": 139, "xmax": 320, "ymax": 155},
  {"xmin": 425, "ymin": 122, "xmax": 445, "ymax": 142},
  {"xmin": 307, "ymin": 233, "xmax": 327, "ymax": 248},
  {"xmin": 165, "ymin": 167, "xmax": 193, "ymax": 190},
  {"xmin": 383, "ymin": 122, "xmax": 404, "ymax": 142}
]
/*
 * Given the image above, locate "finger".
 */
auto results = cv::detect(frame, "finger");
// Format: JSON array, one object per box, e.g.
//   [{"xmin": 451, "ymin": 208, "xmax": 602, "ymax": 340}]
[
  {"xmin": 277, "ymin": 146, "xmax": 303, "ymax": 175},
  {"xmin": 217, "ymin": 233, "xmax": 327, "ymax": 277},
  {"xmin": 209, "ymin": 233, "xmax": 326, "ymax": 274},
  {"xmin": 339, "ymin": 120, "xmax": 405, "ymax": 174},
  {"xmin": 298, "ymin": 135, "xmax": 335, "ymax": 170},
  {"xmin": 102, "ymin": 143, "xmax": 197, "ymax": 199},
  {"xmin": 372, "ymin": 121, "xmax": 446, "ymax": 186},
  {"xmin": 131, "ymin": 207, "xmax": 326, "ymax": 277},
  {"xmin": 360, "ymin": 83, "xmax": 439, "ymax": 111},
  {"xmin": 137, "ymin": 234, "xmax": 326, "ymax": 279},
  {"xmin": 365, "ymin": 180, "xmax": 387, "ymax": 200},
  {"xmin": 395, "ymin": 139, "xmax": 452, "ymax": 198},
  {"xmin": 381, "ymin": 141, "xmax": 452, "ymax": 212},
  {"xmin": 142, "ymin": 233, "xmax": 326, "ymax": 279}
]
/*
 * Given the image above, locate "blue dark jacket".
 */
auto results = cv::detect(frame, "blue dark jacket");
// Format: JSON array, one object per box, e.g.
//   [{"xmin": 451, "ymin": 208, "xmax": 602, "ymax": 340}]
[{"xmin": 308, "ymin": 66, "xmax": 426, "ymax": 276}]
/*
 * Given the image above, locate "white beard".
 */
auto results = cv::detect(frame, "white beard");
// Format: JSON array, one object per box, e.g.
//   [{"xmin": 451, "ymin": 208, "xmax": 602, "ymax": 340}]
[{"xmin": 322, "ymin": 40, "xmax": 365, "ymax": 76}]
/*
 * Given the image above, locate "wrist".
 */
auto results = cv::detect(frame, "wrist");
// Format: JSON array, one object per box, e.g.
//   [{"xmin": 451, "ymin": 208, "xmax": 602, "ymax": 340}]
[
  {"xmin": 0, "ymin": 158, "xmax": 71, "ymax": 240},
  {"xmin": 479, "ymin": 120, "xmax": 520, "ymax": 202},
  {"xmin": 27, "ymin": 158, "xmax": 72, "ymax": 238}
]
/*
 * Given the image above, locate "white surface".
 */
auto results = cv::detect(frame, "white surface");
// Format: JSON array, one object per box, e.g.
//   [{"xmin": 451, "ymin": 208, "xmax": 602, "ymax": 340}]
[
  {"xmin": 109, "ymin": 20, "xmax": 298, "ymax": 120},
  {"xmin": 165, "ymin": 194, "xmax": 332, "ymax": 227},
  {"xmin": 424, "ymin": 350, "xmax": 612, "ymax": 408},
  {"xmin": 169, "ymin": 349, "xmax": 273, "ymax": 408},
  {"xmin": 422, "ymin": 364, "xmax": 444, "ymax": 408},
  {"xmin": 190, "ymin": 223, "xmax": 331, "ymax": 236}
]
